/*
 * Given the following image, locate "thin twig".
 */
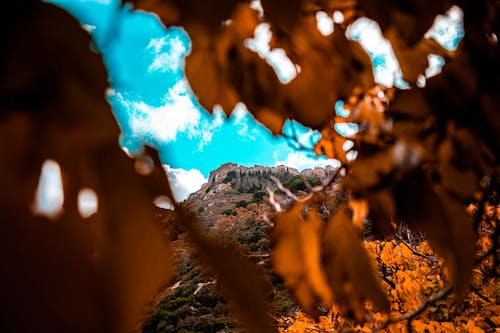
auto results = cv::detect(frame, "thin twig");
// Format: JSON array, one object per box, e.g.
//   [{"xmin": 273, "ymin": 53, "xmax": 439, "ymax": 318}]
[
  {"xmin": 380, "ymin": 274, "xmax": 396, "ymax": 289},
  {"xmin": 246, "ymin": 253, "xmax": 270, "ymax": 258},
  {"xmin": 395, "ymin": 234, "xmax": 439, "ymax": 263},
  {"xmin": 270, "ymin": 175, "xmax": 313, "ymax": 202},
  {"xmin": 475, "ymin": 243, "xmax": 497, "ymax": 263},
  {"xmin": 268, "ymin": 167, "xmax": 343, "ymax": 207},
  {"xmin": 266, "ymin": 186, "xmax": 284, "ymax": 212},
  {"xmin": 470, "ymin": 285, "xmax": 493, "ymax": 302},
  {"xmin": 370, "ymin": 286, "xmax": 452, "ymax": 332}
]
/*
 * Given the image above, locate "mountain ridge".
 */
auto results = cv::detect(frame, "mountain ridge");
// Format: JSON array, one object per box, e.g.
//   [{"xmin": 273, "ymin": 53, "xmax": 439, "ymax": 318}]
[{"xmin": 184, "ymin": 163, "xmax": 338, "ymax": 227}]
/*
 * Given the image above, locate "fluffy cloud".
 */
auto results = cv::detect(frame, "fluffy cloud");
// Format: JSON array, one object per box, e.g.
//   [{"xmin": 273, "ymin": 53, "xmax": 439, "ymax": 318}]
[
  {"xmin": 163, "ymin": 165, "xmax": 207, "ymax": 202},
  {"xmin": 230, "ymin": 104, "xmax": 259, "ymax": 140},
  {"xmin": 130, "ymin": 83, "xmax": 201, "ymax": 142},
  {"xmin": 275, "ymin": 151, "xmax": 340, "ymax": 171},
  {"xmin": 147, "ymin": 36, "xmax": 188, "ymax": 72},
  {"xmin": 110, "ymin": 80, "xmax": 223, "ymax": 148},
  {"xmin": 198, "ymin": 107, "xmax": 225, "ymax": 150}
]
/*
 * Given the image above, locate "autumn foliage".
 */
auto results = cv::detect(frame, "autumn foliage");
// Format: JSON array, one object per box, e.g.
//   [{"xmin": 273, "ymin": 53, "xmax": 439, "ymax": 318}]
[{"xmin": 1, "ymin": 0, "xmax": 499, "ymax": 333}]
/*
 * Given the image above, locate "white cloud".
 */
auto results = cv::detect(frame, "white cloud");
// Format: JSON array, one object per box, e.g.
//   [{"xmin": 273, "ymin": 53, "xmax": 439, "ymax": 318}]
[
  {"xmin": 163, "ymin": 165, "xmax": 207, "ymax": 202},
  {"xmin": 275, "ymin": 151, "xmax": 340, "ymax": 171},
  {"xmin": 282, "ymin": 120, "xmax": 321, "ymax": 150},
  {"xmin": 229, "ymin": 103, "xmax": 258, "ymax": 140},
  {"xmin": 425, "ymin": 54, "xmax": 445, "ymax": 78},
  {"xmin": 250, "ymin": 0, "xmax": 263, "ymax": 17},
  {"xmin": 130, "ymin": 81, "xmax": 201, "ymax": 142},
  {"xmin": 154, "ymin": 195, "xmax": 174, "ymax": 210},
  {"xmin": 111, "ymin": 80, "xmax": 223, "ymax": 148},
  {"xmin": 147, "ymin": 36, "xmax": 187, "ymax": 72},
  {"xmin": 347, "ymin": 7, "xmax": 464, "ymax": 87},
  {"xmin": 78, "ymin": 188, "xmax": 98, "ymax": 218},
  {"xmin": 198, "ymin": 107, "xmax": 225, "ymax": 150}
]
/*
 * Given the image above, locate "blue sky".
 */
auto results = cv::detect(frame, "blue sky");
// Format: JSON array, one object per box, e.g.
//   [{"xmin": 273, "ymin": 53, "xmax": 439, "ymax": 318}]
[
  {"xmin": 46, "ymin": 0, "xmax": 345, "ymax": 201},
  {"xmin": 43, "ymin": 0, "xmax": 463, "ymax": 202}
]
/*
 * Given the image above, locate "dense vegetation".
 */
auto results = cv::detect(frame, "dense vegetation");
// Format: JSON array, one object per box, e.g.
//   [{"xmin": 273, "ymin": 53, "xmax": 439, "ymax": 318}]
[{"xmin": 146, "ymin": 201, "xmax": 297, "ymax": 333}]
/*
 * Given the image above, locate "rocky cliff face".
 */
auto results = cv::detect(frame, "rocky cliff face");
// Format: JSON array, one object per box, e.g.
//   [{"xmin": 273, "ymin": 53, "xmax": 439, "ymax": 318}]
[
  {"xmin": 148, "ymin": 163, "xmax": 340, "ymax": 332},
  {"xmin": 184, "ymin": 163, "xmax": 338, "ymax": 227},
  {"xmin": 191, "ymin": 163, "xmax": 337, "ymax": 199}
]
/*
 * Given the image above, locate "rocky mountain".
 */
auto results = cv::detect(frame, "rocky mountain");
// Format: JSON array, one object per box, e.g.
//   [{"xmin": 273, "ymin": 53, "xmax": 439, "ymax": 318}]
[
  {"xmin": 195, "ymin": 163, "xmax": 336, "ymax": 197},
  {"xmin": 145, "ymin": 164, "xmax": 340, "ymax": 333},
  {"xmin": 184, "ymin": 163, "xmax": 338, "ymax": 227}
]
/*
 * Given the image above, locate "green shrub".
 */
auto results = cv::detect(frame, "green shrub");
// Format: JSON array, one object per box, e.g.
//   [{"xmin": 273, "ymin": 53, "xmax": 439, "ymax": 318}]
[
  {"xmin": 235, "ymin": 199, "xmax": 253, "ymax": 208},
  {"xmin": 222, "ymin": 209, "xmax": 237, "ymax": 216},
  {"xmin": 282, "ymin": 175, "xmax": 320, "ymax": 193},
  {"xmin": 252, "ymin": 190, "xmax": 268, "ymax": 203},
  {"xmin": 222, "ymin": 171, "xmax": 237, "ymax": 183}
]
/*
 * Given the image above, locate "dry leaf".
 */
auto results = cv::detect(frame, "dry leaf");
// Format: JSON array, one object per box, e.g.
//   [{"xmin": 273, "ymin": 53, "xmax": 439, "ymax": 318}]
[
  {"xmin": 323, "ymin": 207, "xmax": 389, "ymax": 318},
  {"xmin": 394, "ymin": 172, "xmax": 475, "ymax": 297},
  {"xmin": 271, "ymin": 203, "xmax": 332, "ymax": 316},
  {"xmin": 0, "ymin": 4, "xmax": 172, "ymax": 332}
]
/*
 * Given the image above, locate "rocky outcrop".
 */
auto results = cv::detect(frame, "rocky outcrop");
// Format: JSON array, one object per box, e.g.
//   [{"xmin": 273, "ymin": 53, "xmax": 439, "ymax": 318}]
[
  {"xmin": 193, "ymin": 163, "xmax": 337, "ymax": 199},
  {"xmin": 184, "ymin": 164, "xmax": 338, "ymax": 227},
  {"xmin": 201, "ymin": 163, "xmax": 299, "ymax": 195}
]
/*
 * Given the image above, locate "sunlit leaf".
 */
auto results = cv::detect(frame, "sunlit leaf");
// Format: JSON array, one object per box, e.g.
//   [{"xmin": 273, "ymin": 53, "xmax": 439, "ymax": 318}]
[
  {"xmin": 323, "ymin": 207, "xmax": 389, "ymax": 318},
  {"xmin": 271, "ymin": 203, "xmax": 332, "ymax": 316}
]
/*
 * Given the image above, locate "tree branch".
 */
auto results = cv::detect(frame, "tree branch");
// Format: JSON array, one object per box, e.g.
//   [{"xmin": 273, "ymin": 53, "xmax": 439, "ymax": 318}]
[
  {"xmin": 268, "ymin": 167, "xmax": 342, "ymax": 209},
  {"xmin": 369, "ymin": 286, "xmax": 452, "ymax": 332},
  {"xmin": 266, "ymin": 186, "xmax": 284, "ymax": 213},
  {"xmin": 395, "ymin": 234, "xmax": 439, "ymax": 263}
]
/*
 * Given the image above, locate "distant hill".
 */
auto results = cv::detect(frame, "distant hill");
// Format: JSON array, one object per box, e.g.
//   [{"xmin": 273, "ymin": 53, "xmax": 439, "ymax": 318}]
[{"xmin": 144, "ymin": 164, "xmax": 339, "ymax": 333}]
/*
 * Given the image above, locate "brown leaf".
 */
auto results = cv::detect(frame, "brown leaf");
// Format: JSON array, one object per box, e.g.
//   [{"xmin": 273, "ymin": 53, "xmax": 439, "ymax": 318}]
[
  {"xmin": 347, "ymin": 147, "xmax": 395, "ymax": 192},
  {"xmin": 394, "ymin": 172, "xmax": 475, "ymax": 297},
  {"xmin": 314, "ymin": 126, "xmax": 348, "ymax": 164},
  {"xmin": 387, "ymin": 87, "xmax": 433, "ymax": 120},
  {"xmin": 254, "ymin": 107, "xmax": 287, "ymax": 135},
  {"xmin": 0, "ymin": 4, "xmax": 172, "ymax": 332},
  {"xmin": 261, "ymin": 0, "xmax": 303, "ymax": 34},
  {"xmin": 125, "ymin": 0, "xmax": 239, "ymax": 33},
  {"xmin": 323, "ymin": 207, "xmax": 389, "ymax": 318},
  {"xmin": 387, "ymin": 30, "xmax": 448, "ymax": 83},
  {"xmin": 365, "ymin": 189, "xmax": 396, "ymax": 235},
  {"xmin": 185, "ymin": 4, "xmax": 279, "ymax": 116},
  {"xmin": 271, "ymin": 203, "xmax": 332, "ymax": 316},
  {"xmin": 349, "ymin": 198, "xmax": 369, "ymax": 234},
  {"xmin": 358, "ymin": 0, "xmax": 451, "ymax": 45}
]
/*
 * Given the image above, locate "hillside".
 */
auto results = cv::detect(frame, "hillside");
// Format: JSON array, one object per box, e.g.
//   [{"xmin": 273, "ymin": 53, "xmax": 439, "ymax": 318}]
[
  {"xmin": 143, "ymin": 164, "xmax": 340, "ymax": 333},
  {"xmin": 184, "ymin": 163, "xmax": 338, "ymax": 227},
  {"xmin": 145, "ymin": 164, "xmax": 499, "ymax": 333}
]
